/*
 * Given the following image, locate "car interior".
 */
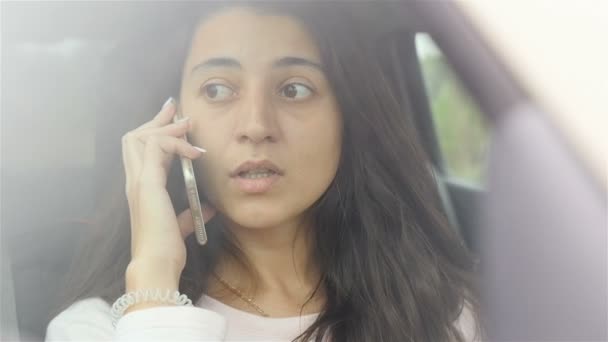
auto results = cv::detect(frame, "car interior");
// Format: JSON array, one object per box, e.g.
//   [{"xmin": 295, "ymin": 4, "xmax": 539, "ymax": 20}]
[
  {"xmin": 3, "ymin": 3, "xmax": 483, "ymax": 340},
  {"xmin": 2, "ymin": 2, "xmax": 605, "ymax": 341}
]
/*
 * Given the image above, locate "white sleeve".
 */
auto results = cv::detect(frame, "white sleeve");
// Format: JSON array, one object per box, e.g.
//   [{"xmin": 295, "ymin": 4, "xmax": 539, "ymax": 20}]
[{"xmin": 45, "ymin": 297, "xmax": 227, "ymax": 341}]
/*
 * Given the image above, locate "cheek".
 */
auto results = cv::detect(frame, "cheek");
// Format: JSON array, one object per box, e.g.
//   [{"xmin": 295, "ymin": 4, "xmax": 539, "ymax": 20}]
[
  {"xmin": 188, "ymin": 126, "xmax": 229, "ymax": 204},
  {"xmin": 287, "ymin": 114, "xmax": 342, "ymax": 201},
  {"xmin": 300, "ymin": 102, "xmax": 342, "ymax": 165}
]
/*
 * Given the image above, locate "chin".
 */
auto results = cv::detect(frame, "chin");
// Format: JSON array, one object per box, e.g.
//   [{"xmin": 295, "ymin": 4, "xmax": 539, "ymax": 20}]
[{"xmin": 224, "ymin": 201, "xmax": 292, "ymax": 230}]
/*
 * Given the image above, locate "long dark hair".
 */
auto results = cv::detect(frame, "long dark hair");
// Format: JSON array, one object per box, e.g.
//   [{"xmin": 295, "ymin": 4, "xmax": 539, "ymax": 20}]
[{"xmin": 48, "ymin": 2, "xmax": 484, "ymax": 341}]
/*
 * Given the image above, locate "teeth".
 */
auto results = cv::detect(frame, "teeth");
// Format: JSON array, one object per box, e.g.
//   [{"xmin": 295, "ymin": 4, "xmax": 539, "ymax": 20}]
[
  {"xmin": 242, "ymin": 173, "xmax": 272, "ymax": 179},
  {"xmin": 240, "ymin": 169, "xmax": 275, "ymax": 179}
]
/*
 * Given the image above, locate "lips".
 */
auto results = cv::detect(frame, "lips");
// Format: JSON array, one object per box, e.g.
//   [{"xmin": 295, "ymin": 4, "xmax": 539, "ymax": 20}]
[
  {"xmin": 230, "ymin": 160, "xmax": 283, "ymax": 178},
  {"xmin": 230, "ymin": 160, "xmax": 284, "ymax": 194}
]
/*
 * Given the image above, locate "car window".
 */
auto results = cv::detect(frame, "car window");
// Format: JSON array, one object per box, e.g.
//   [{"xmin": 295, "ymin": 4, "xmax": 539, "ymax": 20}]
[{"xmin": 415, "ymin": 33, "xmax": 490, "ymax": 185}]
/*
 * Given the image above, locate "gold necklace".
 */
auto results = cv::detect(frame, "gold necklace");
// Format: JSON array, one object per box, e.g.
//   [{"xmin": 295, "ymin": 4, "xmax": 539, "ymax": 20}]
[{"xmin": 212, "ymin": 273, "xmax": 270, "ymax": 317}]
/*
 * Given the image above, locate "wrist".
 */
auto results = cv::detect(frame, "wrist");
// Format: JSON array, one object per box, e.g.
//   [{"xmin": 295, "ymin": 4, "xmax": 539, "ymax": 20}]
[
  {"xmin": 123, "ymin": 298, "xmax": 177, "ymax": 315},
  {"xmin": 125, "ymin": 259, "xmax": 181, "ymax": 293},
  {"xmin": 112, "ymin": 288, "xmax": 193, "ymax": 321}
]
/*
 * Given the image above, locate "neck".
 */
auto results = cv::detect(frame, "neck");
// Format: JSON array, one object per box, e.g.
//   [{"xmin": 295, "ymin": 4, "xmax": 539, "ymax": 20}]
[{"xmin": 208, "ymin": 215, "xmax": 325, "ymax": 316}]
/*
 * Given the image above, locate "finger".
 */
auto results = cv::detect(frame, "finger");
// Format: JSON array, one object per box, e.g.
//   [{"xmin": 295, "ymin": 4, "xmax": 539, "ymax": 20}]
[
  {"xmin": 202, "ymin": 204, "xmax": 217, "ymax": 224},
  {"xmin": 135, "ymin": 97, "xmax": 178, "ymax": 131},
  {"xmin": 139, "ymin": 135, "xmax": 204, "ymax": 187},
  {"xmin": 176, "ymin": 209, "xmax": 194, "ymax": 240},
  {"xmin": 134, "ymin": 117, "xmax": 191, "ymax": 143},
  {"xmin": 176, "ymin": 204, "xmax": 217, "ymax": 240}
]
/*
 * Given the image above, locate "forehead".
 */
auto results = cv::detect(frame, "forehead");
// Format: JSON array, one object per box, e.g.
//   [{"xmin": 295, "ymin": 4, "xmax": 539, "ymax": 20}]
[{"xmin": 186, "ymin": 7, "xmax": 321, "ymax": 69}]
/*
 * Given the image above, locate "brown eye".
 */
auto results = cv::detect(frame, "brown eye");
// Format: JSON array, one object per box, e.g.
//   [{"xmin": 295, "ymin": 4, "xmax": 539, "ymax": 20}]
[
  {"xmin": 279, "ymin": 83, "xmax": 313, "ymax": 100},
  {"xmin": 202, "ymin": 84, "xmax": 235, "ymax": 101}
]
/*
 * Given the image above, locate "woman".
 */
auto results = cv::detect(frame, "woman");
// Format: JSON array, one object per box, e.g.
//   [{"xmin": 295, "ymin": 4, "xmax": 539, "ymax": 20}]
[{"xmin": 46, "ymin": 2, "xmax": 483, "ymax": 341}]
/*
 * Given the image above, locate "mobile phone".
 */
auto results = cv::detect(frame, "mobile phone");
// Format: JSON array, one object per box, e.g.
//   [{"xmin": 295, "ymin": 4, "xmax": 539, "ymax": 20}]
[{"xmin": 173, "ymin": 102, "xmax": 208, "ymax": 246}]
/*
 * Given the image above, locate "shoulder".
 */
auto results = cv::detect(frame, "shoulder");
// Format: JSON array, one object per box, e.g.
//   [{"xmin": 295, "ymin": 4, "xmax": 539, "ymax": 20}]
[{"xmin": 46, "ymin": 297, "xmax": 114, "ymax": 341}]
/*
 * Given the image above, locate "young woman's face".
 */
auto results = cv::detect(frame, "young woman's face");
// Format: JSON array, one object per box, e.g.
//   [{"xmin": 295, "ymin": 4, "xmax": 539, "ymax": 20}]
[{"xmin": 179, "ymin": 7, "xmax": 342, "ymax": 230}]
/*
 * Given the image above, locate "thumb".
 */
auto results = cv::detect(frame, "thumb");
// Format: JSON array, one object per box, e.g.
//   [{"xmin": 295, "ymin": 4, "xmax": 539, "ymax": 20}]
[{"xmin": 176, "ymin": 204, "xmax": 217, "ymax": 240}]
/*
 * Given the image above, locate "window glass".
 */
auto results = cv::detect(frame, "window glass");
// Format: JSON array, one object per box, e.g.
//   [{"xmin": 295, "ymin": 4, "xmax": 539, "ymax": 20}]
[{"xmin": 415, "ymin": 33, "xmax": 490, "ymax": 184}]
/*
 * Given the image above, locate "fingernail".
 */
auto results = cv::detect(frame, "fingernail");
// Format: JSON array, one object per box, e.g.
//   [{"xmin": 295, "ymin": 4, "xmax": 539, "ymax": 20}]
[
  {"xmin": 162, "ymin": 97, "xmax": 175, "ymax": 109},
  {"xmin": 175, "ymin": 116, "xmax": 190, "ymax": 123},
  {"xmin": 193, "ymin": 146, "xmax": 207, "ymax": 153}
]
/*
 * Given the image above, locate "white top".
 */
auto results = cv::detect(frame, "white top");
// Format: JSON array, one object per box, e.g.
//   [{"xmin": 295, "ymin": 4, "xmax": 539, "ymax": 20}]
[{"xmin": 45, "ymin": 294, "xmax": 479, "ymax": 341}]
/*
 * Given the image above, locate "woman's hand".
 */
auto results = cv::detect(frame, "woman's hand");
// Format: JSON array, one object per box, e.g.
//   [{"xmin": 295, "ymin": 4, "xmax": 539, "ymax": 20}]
[{"xmin": 121, "ymin": 97, "xmax": 216, "ymax": 278}]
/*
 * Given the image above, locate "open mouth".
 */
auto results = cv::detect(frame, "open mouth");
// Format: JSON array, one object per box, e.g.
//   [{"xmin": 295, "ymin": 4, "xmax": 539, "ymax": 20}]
[
  {"xmin": 233, "ymin": 169, "xmax": 281, "ymax": 193},
  {"xmin": 238, "ymin": 169, "xmax": 278, "ymax": 179},
  {"xmin": 230, "ymin": 160, "xmax": 283, "ymax": 193}
]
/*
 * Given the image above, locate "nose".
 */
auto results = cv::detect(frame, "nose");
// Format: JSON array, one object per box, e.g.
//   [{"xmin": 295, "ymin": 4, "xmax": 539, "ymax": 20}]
[{"xmin": 235, "ymin": 90, "xmax": 278, "ymax": 145}]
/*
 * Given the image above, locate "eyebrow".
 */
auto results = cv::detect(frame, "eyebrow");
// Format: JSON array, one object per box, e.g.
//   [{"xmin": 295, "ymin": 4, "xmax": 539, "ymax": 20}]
[{"xmin": 190, "ymin": 56, "xmax": 324, "ymax": 75}]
